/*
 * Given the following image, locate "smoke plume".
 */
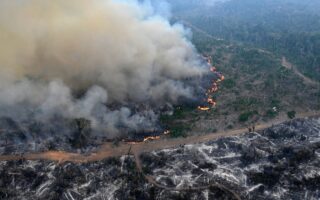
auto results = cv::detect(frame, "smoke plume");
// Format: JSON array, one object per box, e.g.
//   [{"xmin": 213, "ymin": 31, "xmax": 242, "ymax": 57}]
[{"xmin": 0, "ymin": 0, "xmax": 207, "ymax": 136}]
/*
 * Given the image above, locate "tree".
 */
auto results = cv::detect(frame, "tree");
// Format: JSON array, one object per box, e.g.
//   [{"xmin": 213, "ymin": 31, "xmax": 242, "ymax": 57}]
[
  {"xmin": 287, "ymin": 111, "xmax": 296, "ymax": 119},
  {"xmin": 70, "ymin": 118, "xmax": 91, "ymax": 149}
]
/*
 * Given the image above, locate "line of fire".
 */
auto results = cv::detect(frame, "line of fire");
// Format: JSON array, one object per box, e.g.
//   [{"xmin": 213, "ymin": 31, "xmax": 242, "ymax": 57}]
[
  {"xmin": 123, "ymin": 55, "xmax": 224, "ymax": 144},
  {"xmin": 198, "ymin": 55, "xmax": 224, "ymax": 111}
]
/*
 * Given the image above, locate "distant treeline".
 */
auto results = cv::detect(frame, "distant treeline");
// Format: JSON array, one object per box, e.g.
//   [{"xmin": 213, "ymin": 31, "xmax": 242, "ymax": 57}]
[{"xmin": 171, "ymin": 0, "xmax": 320, "ymax": 81}]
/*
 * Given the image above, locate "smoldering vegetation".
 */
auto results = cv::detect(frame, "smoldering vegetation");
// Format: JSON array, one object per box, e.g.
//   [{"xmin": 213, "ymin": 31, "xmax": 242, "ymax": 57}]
[
  {"xmin": 2, "ymin": 117, "xmax": 320, "ymax": 200},
  {"xmin": 141, "ymin": 117, "xmax": 320, "ymax": 199},
  {"xmin": 0, "ymin": 0, "xmax": 210, "ymax": 146},
  {"xmin": 0, "ymin": 156, "xmax": 238, "ymax": 200}
]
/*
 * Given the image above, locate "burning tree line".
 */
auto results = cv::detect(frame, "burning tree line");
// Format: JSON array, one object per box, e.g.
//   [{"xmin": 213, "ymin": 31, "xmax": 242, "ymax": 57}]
[
  {"xmin": 122, "ymin": 56, "xmax": 225, "ymax": 143},
  {"xmin": 198, "ymin": 55, "xmax": 225, "ymax": 111}
]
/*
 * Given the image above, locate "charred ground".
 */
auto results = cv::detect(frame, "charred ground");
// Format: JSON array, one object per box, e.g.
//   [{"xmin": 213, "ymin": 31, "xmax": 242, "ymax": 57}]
[{"xmin": 1, "ymin": 117, "xmax": 320, "ymax": 199}]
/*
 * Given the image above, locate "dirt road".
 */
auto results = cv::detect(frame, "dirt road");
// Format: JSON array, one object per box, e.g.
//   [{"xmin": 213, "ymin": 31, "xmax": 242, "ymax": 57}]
[
  {"xmin": 0, "ymin": 111, "xmax": 318, "ymax": 163},
  {"xmin": 0, "ymin": 111, "xmax": 318, "ymax": 199}
]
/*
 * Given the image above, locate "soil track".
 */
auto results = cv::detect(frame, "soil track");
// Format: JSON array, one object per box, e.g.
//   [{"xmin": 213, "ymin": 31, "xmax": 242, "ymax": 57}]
[
  {"xmin": 0, "ymin": 111, "xmax": 319, "ymax": 200},
  {"xmin": 0, "ymin": 111, "xmax": 318, "ymax": 163}
]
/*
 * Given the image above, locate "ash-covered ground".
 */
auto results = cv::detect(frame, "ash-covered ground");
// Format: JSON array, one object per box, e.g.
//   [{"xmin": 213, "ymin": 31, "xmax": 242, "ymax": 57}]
[
  {"xmin": 0, "ymin": 117, "xmax": 320, "ymax": 200},
  {"xmin": 0, "ymin": 156, "xmax": 237, "ymax": 200},
  {"xmin": 141, "ymin": 117, "xmax": 320, "ymax": 199},
  {"xmin": 0, "ymin": 156, "xmax": 146, "ymax": 200},
  {"xmin": 0, "ymin": 117, "xmax": 101, "ymax": 155}
]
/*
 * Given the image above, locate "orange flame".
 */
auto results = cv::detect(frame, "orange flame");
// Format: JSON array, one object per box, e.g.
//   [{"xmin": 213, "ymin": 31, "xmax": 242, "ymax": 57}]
[
  {"xmin": 198, "ymin": 55, "xmax": 224, "ymax": 111},
  {"xmin": 207, "ymin": 98, "xmax": 216, "ymax": 106},
  {"xmin": 124, "ymin": 130, "xmax": 170, "ymax": 144},
  {"xmin": 198, "ymin": 106, "xmax": 210, "ymax": 111},
  {"xmin": 143, "ymin": 136, "xmax": 161, "ymax": 142},
  {"xmin": 210, "ymin": 66, "xmax": 216, "ymax": 72}
]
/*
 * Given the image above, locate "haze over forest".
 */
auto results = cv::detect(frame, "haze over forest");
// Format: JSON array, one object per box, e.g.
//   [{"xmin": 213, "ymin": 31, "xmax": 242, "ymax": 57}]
[{"xmin": 0, "ymin": 1, "xmax": 320, "ymax": 200}]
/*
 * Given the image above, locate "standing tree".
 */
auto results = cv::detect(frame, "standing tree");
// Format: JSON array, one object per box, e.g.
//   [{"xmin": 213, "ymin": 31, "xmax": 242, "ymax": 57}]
[
  {"xmin": 70, "ymin": 118, "xmax": 91, "ymax": 149},
  {"xmin": 287, "ymin": 111, "xmax": 296, "ymax": 119}
]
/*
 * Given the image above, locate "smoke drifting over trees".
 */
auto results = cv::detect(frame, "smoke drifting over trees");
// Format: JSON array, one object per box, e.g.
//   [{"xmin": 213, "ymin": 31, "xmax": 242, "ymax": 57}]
[{"xmin": 0, "ymin": 0, "xmax": 208, "ymax": 135}]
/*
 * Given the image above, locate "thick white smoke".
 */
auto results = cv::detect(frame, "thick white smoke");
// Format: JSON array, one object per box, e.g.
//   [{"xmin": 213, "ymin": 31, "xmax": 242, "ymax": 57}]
[{"xmin": 0, "ymin": 0, "xmax": 207, "ymax": 136}]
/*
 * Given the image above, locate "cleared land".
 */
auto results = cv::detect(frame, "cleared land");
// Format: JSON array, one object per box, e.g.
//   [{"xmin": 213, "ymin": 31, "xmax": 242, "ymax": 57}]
[{"xmin": 0, "ymin": 111, "xmax": 318, "ymax": 163}]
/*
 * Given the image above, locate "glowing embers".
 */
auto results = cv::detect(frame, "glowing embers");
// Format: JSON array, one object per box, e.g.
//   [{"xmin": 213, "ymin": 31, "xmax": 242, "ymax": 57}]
[
  {"xmin": 197, "ymin": 106, "xmax": 210, "ymax": 111},
  {"xmin": 198, "ymin": 55, "xmax": 224, "ymax": 111},
  {"xmin": 208, "ymin": 82, "xmax": 218, "ymax": 93},
  {"xmin": 207, "ymin": 98, "xmax": 216, "ymax": 106},
  {"xmin": 143, "ymin": 136, "xmax": 161, "ymax": 142},
  {"xmin": 217, "ymin": 75, "xmax": 225, "ymax": 82},
  {"xmin": 124, "ymin": 130, "xmax": 170, "ymax": 144},
  {"xmin": 210, "ymin": 66, "xmax": 216, "ymax": 72}
]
